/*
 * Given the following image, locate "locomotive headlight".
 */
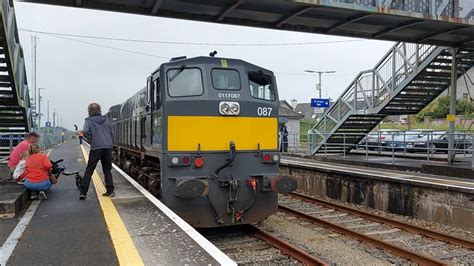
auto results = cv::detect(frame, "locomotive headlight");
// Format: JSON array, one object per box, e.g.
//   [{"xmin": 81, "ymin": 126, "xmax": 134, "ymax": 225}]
[
  {"xmin": 219, "ymin": 101, "xmax": 240, "ymax": 116},
  {"xmin": 171, "ymin": 156, "xmax": 180, "ymax": 165},
  {"xmin": 273, "ymin": 154, "xmax": 280, "ymax": 162},
  {"xmin": 221, "ymin": 103, "xmax": 230, "ymax": 114},
  {"xmin": 231, "ymin": 104, "xmax": 240, "ymax": 114}
]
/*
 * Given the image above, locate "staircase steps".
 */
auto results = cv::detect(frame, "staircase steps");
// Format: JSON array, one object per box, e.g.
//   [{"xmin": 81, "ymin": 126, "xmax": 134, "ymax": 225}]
[{"xmin": 310, "ymin": 43, "xmax": 473, "ymax": 155}]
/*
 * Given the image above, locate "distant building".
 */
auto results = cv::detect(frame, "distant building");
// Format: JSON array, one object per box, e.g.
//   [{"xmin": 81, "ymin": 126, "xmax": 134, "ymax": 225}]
[{"xmin": 279, "ymin": 100, "xmax": 304, "ymax": 148}]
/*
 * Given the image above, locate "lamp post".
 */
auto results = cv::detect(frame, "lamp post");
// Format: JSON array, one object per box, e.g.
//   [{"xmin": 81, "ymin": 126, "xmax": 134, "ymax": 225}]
[
  {"xmin": 304, "ymin": 70, "xmax": 336, "ymax": 99},
  {"xmin": 38, "ymin": 88, "xmax": 46, "ymax": 127},
  {"xmin": 47, "ymin": 100, "xmax": 51, "ymax": 126}
]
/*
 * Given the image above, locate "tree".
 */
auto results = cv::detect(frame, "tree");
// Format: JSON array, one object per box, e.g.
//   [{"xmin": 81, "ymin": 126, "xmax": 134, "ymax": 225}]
[{"xmin": 416, "ymin": 95, "xmax": 473, "ymax": 121}]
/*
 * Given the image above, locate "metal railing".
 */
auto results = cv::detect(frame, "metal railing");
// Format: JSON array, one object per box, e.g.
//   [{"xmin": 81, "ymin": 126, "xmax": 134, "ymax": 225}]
[
  {"xmin": 0, "ymin": 129, "xmax": 73, "ymax": 163},
  {"xmin": 0, "ymin": 133, "xmax": 24, "ymax": 162},
  {"xmin": 34, "ymin": 128, "xmax": 73, "ymax": 150},
  {"xmin": 309, "ymin": 42, "xmax": 444, "ymax": 154},
  {"xmin": 0, "ymin": 0, "xmax": 32, "ymax": 130},
  {"xmin": 282, "ymin": 131, "xmax": 474, "ymax": 167}
]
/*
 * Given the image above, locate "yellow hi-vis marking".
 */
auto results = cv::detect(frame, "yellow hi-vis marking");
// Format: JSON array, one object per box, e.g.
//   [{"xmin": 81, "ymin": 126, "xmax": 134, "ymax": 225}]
[
  {"xmin": 80, "ymin": 145, "xmax": 143, "ymax": 266},
  {"xmin": 168, "ymin": 116, "xmax": 278, "ymax": 151}
]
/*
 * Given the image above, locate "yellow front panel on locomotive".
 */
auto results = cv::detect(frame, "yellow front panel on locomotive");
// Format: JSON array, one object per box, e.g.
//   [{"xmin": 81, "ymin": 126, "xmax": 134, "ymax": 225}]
[{"xmin": 167, "ymin": 116, "xmax": 278, "ymax": 151}]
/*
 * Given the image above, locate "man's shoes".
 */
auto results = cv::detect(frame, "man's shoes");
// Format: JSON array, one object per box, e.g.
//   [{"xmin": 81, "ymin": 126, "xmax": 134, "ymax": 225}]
[
  {"xmin": 102, "ymin": 192, "xmax": 115, "ymax": 197},
  {"xmin": 79, "ymin": 194, "xmax": 86, "ymax": 200},
  {"xmin": 38, "ymin": 191, "xmax": 47, "ymax": 200},
  {"xmin": 17, "ymin": 180, "xmax": 24, "ymax": 185}
]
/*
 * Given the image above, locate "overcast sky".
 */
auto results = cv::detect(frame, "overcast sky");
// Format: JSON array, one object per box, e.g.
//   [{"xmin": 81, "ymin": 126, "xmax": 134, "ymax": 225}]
[{"xmin": 15, "ymin": 2, "xmax": 395, "ymax": 129}]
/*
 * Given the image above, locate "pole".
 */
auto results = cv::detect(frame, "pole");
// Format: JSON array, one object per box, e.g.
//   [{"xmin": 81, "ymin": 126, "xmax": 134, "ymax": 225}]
[
  {"xmin": 47, "ymin": 100, "xmax": 50, "ymax": 124},
  {"xmin": 38, "ymin": 88, "xmax": 42, "ymax": 127},
  {"xmin": 318, "ymin": 72, "xmax": 322, "ymax": 99},
  {"xmin": 38, "ymin": 93, "xmax": 41, "ymax": 127},
  {"xmin": 31, "ymin": 36, "xmax": 38, "ymax": 127},
  {"xmin": 53, "ymin": 109, "xmax": 56, "ymax": 128},
  {"xmin": 448, "ymin": 48, "xmax": 458, "ymax": 165}
]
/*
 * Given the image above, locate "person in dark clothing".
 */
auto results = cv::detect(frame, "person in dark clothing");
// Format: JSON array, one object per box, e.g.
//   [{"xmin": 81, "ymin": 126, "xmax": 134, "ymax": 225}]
[
  {"xmin": 79, "ymin": 103, "xmax": 115, "ymax": 200},
  {"xmin": 280, "ymin": 125, "xmax": 289, "ymax": 153}
]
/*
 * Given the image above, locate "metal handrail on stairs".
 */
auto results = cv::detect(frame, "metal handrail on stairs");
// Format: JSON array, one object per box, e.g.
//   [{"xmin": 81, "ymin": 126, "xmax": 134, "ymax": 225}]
[{"xmin": 309, "ymin": 42, "xmax": 441, "ymax": 154}]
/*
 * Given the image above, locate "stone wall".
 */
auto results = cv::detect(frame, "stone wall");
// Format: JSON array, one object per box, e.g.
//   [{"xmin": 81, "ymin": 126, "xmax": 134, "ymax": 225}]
[{"xmin": 280, "ymin": 165, "xmax": 474, "ymax": 231}]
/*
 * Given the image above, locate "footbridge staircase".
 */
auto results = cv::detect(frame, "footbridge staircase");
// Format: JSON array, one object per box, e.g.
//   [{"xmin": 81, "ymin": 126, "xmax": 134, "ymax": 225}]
[
  {"xmin": 0, "ymin": 1, "xmax": 33, "ymax": 160},
  {"xmin": 309, "ymin": 43, "xmax": 474, "ymax": 155}
]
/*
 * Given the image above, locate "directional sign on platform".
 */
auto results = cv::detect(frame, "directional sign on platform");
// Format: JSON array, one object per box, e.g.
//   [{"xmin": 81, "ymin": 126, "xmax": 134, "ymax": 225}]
[
  {"xmin": 46, "ymin": 122, "xmax": 51, "ymax": 127},
  {"xmin": 311, "ymin": 98, "xmax": 330, "ymax": 108}
]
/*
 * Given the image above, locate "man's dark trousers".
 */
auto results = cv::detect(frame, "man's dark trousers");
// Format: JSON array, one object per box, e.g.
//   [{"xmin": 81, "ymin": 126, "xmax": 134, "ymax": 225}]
[{"xmin": 81, "ymin": 148, "xmax": 114, "ymax": 195}]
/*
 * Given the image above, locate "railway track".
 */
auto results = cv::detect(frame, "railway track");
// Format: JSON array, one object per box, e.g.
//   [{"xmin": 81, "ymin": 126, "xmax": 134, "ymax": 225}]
[
  {"xmin": 201, "ymin": 225, "xmax": 326, "ymax": 265},
  {"xmin": 279, "ymin": 192, "xmax": 474, "ymax": 265}
]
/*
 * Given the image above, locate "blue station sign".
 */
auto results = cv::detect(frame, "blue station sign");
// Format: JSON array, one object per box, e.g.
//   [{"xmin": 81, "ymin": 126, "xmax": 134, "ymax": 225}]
[{"xmin": 311, "ymin": 98, "xmax": 330, "ymax": 108}]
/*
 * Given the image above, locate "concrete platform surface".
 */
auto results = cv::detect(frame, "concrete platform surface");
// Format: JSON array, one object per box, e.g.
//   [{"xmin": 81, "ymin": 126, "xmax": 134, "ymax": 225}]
[
  {"xmin": 1, "ymin": 140, "xmax": 234, "ymax": 265},
  {"xmin": 0, "ymin": 182, "xmax": 27, "ymax": 219},
  {"xmin": 6, "ymin": 141, "xmax": 118, "ymax": 265}
]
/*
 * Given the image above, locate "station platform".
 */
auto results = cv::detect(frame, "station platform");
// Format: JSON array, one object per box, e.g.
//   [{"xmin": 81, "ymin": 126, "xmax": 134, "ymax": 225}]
[
  {"xmin": 290, "ymin": 152, "xmax": 473, "ymax": 180},
  {"xmin": 281, "ymin": 156, "xmax": 474, "ymax": 194},
  {"xmin": 0, "ymin": 140, "xmax": 235, "ymax": 265}
]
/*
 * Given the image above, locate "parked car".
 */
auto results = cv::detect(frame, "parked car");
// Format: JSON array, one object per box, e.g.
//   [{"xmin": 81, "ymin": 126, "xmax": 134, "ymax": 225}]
[
  {"xmin": 406, "ymin": 131, "xmax": 473, "ymax": 153},
  {"xmin": 386, "ymin": 129, "xmax": 433, "ymax": 150},
  {"xmin": 359, "ymin": 129, "xmax": 401, "ymax": 150},
  {"xmin": 405, "ymin": 131, "xmax": 445, "ymax": 153}
]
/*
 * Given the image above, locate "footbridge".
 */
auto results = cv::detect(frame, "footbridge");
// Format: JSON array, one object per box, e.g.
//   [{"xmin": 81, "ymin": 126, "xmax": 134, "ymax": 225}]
[
  {"xmin": 20, "ymin": 0, "xmax": 474, "ymax": 48},
  {"xmin": 309, "ymin": 43, "xmax": 473, "ymax": 154},
  {"xmin": 0, "ymin": 1, "xmax": 32, "ymax": 161},
  {"xmin": 0, "ymin": 1, "xmax": 32, "ymax": 134}
]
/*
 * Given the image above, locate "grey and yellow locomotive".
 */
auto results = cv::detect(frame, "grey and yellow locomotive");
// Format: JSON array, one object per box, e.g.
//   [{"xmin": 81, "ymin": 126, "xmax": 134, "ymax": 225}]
[{"xmin": 107, "ymin": 55, "xmax": 297, "ymax": 227}]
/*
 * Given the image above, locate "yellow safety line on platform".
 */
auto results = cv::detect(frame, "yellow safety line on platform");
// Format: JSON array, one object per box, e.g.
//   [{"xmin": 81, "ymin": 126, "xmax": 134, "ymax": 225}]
[{"xmin": 80, "ymin": 145, "xmax": 144, "ymax": 266}]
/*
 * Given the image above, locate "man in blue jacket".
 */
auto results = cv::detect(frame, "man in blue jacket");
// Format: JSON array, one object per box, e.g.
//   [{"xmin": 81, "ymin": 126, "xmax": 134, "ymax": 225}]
[{"xmin": 80, "ymin": 103, "xmax": 114, "ymax": 200}]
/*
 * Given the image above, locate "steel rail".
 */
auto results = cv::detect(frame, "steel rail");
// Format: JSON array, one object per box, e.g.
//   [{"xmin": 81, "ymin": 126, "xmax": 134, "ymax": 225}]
[
  {"xmin": 249, "ymin": 225, "xmax": 327, "ymax": 266},
  {"xmin": 289, "ymin": 192, "xmax": 474, "ymax": 249},
  {"xmin": 278, "ymin": 205, "xmax": 446, "ymax": 266}
]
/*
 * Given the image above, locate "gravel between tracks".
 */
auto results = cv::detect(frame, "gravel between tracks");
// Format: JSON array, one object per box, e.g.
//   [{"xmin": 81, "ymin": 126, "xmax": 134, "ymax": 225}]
[
  {"xmin": 295, "ymin": 192, "xmax": 474, "ymax": 242},
  {"xmin": 200, "ymin": 226, "xmax": 301, "ymax": 265},
  {"xmin": 259, "ymin": 213, "xmax": 411, "ymax": 265}
]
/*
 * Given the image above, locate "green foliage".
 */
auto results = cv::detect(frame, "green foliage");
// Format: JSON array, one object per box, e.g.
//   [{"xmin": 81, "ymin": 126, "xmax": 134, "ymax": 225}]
[{"xmin": 416, "ymin": 96, "xmax": 473, "ymax": 122}]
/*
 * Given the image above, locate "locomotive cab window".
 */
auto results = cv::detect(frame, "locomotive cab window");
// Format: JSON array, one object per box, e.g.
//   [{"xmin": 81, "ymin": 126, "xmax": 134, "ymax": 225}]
[
  {"xmin": 154, "ymin": 78, "xmax": 161, "ymax": 110},
  {"xmin": 248, "ymin": 71, "xmax": 274, "ymax": 101},
  {"xmin": 167, "ymin": 67, "xmax": 203, "ymax": 97},
  {"xmin": 212, "ymin": 69, "xmax": 240, "ymax": 90}
]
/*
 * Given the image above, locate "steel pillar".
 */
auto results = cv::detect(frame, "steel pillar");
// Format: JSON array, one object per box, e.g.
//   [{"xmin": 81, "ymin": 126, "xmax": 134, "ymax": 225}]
[{"xmin": 447, "ymin": 48, "xmax": 458, "ymax": 165}]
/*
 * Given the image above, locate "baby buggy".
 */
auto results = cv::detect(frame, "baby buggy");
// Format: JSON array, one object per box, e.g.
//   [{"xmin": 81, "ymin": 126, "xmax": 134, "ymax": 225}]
[{"xmin": 50, "ymin": 159, "xmax": 82, "ymax": 189}]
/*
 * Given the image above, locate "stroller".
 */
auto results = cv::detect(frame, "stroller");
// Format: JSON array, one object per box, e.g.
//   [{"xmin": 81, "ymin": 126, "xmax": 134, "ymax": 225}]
[{"xmin": 50, "ymin": 159, "xmax": 83, "ymax": 189}]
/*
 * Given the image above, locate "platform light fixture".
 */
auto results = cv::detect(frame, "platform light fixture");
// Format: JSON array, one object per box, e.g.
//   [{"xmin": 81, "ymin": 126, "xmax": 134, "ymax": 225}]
[{"xmin": 304, "ymin": 70, "xmax": 336, "ymax": 99}]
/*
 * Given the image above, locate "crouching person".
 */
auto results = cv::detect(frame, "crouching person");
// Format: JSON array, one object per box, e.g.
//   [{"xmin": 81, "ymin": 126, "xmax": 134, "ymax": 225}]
[{"xmin": 17, "ymin": 144, "xmax": 55, "ymax": 200}]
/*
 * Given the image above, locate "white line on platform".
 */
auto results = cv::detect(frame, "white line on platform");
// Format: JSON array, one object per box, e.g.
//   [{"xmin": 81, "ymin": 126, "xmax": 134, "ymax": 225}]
[
  {"xmin": 0, "ymin": 200, "xmax": 41, "ymax": 265},
  {"xmin": 0, "ymin": 149, "xmax": 53, "ymax": 265},
  {"xmin": 111, "ymin": 164, "xmax": 237, "ymax": 266}
]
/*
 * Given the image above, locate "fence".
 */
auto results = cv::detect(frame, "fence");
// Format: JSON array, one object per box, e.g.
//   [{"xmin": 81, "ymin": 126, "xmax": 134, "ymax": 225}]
[
  {"xmin": 0, "ymin": 133, "xmax": 25, "ymax": 162},
  {"xmin": 281, "ymin": 130, "xmax": 474, "ymax": 167},
  {"xmin": 0, "ymin": 129, "xmax": 74, "ymax": 163},
  {"xmin": 34, "ymin": 128, "xmax": 74, "ymax": 150}
]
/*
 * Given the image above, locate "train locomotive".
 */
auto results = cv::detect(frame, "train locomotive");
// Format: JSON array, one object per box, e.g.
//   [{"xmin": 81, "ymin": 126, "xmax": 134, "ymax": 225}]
[{"xmin": 106, "ymin": 55, "xmax": 297, "ymax": 227}]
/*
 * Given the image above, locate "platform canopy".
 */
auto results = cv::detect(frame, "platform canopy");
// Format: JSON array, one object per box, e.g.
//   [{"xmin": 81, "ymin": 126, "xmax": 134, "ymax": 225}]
[{"xmin": 20, "ymin": 0, "xmax": 474, "ymax": 48}]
